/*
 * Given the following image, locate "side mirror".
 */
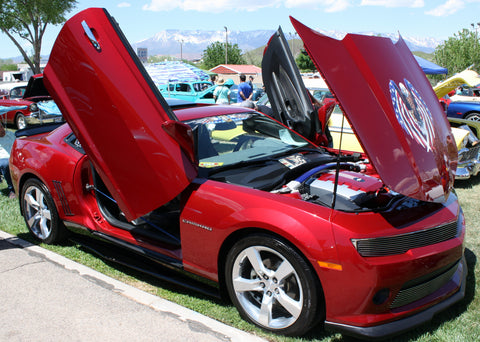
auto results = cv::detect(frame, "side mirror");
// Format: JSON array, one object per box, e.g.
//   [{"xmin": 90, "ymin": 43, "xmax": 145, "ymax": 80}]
[{"xmin": 162, "ymin": 120, "xmax": 197, "ymax": 164}]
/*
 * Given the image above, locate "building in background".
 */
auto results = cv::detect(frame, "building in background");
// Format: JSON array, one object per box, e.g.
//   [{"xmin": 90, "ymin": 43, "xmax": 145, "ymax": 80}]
[{"xmin": 137, "ymin": 48, "xmax": 148, "ymax": 63}]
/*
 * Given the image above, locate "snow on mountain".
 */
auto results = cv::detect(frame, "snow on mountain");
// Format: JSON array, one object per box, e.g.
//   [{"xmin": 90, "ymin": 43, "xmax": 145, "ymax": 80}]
[
  {"xmin": 132, "ymin": 29, "xmax": 277, "ymax": 59},
  {"xmin": 131, "ymin": 28, "xmax": 441, "ymax": 60}
]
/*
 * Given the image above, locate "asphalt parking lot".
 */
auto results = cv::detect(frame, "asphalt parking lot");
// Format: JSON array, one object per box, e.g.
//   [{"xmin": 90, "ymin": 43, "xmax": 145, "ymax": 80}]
[{"xmin": 0, "ymin": 230, "xmax": 266, "ymax": 342}]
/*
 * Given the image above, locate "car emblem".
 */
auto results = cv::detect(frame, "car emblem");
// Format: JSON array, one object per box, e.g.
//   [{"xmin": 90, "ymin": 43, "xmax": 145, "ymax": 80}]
[{"xmin": 390, "ymin": 79, "xmax": 435, "ymax": 152}]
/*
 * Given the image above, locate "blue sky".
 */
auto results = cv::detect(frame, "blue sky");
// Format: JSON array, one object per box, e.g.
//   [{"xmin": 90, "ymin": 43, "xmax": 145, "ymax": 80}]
[{"xmin": 1, "ymin": 0, "xmax": 480, "ymax": 59}]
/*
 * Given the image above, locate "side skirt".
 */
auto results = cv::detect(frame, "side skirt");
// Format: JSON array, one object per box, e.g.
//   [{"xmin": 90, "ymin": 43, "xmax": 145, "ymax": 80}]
[{"xmin": 64, "ymin": 222, "xmax": 220, "ymax": 299}]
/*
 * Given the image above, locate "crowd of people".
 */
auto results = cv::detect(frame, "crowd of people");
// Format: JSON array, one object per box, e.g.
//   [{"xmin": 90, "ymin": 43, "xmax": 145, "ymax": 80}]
[{"xmin": 212, "ymin": 74, "xmax": 261, "ymax": 108}]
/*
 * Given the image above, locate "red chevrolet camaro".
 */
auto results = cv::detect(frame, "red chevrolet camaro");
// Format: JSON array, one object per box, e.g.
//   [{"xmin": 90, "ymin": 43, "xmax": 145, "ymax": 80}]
[{"xmin": 9, "ymin": 8, "xmax": 466, "ymax": 339}]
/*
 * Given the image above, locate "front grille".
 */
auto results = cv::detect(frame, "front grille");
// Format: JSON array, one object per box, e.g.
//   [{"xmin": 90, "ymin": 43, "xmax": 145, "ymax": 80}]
[
  {"xmin": 390, "ymin": 260, "xmax": 461, "ymax": 309},
  {"xmin": 458, "ymin": 145, "xmax": 480, "ymax": 163},
  {"xmin": 352, "ymin": 219, "xmax": 459, "ymax": 257}
]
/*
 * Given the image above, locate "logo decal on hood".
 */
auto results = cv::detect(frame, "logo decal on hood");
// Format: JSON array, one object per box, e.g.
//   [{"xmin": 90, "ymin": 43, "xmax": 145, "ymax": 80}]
[{"xmin": 390, "ymin": 79, "xmax": 435, "ymax": 151}]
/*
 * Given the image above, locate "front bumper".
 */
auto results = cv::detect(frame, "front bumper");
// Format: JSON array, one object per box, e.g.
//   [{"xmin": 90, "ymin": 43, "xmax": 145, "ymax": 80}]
[
  {"xmin": 455, "ymin": 146, "xmax": 480, "ymax": 180},
  {"xmin": 325, "ymin": 255, "xmax": 467, "ymax": 340},
  {"xmin": 25, "ymin": 111, "xmax": 64, "ymax": 126}
]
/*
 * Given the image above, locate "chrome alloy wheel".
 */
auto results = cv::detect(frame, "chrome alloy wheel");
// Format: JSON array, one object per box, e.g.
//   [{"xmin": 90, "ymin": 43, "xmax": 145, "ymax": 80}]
[
  {"xmin": 16, "ymin": 113, "xmax": 26, "ymax": 130},
  {"xmin": 231, "ymin": 245, "xmax": 303, "ymax": 330},
  {"xmin": 23, "ymin": 184, "xmax": 53, "ymax": 240}
]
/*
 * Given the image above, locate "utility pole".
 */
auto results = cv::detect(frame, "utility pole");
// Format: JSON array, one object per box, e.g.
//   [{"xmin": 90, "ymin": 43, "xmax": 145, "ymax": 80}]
[
  {"xmin": 179, "ymin": 39, "xmax": 184, "ymax": 61},
  {"xmin": 224, "ymin": 26, "xmax": 228, "ymax": 64}
]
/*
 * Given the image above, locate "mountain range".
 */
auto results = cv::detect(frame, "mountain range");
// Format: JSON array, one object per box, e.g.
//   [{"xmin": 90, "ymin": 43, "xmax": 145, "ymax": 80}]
[{"xmin": 131, "ymin": 28, "xmax": 441, "ymax": 60}]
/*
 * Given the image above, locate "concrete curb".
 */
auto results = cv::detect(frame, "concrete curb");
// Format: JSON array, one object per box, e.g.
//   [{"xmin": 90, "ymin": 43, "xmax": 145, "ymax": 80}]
[{"xmin": 0, "ymin": 230, "xmax": 267, "ymax": 342}]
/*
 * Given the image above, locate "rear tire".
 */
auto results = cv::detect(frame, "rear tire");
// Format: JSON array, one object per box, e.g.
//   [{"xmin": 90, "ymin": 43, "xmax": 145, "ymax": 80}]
[
  {"xmin": 225, "ymin": 234, "xmax": 320, "ymax": 336},
  {"xmin": 21, "ymin": 178, "xmax": 68, "ymax": 244}
]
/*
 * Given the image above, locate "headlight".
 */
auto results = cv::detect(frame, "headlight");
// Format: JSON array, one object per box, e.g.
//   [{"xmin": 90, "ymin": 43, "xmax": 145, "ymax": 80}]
[
  {"xmin": 29, "ymin": 103, "xmax": 38, "ymax": 112},
  {"xmin": 457, "ymin": 148, "xmax": 469, "ymax": 163}
]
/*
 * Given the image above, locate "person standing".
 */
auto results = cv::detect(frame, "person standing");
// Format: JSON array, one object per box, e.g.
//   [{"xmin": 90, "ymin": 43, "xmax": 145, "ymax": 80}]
[
  {"xmin": 0, "ymin": 105, "xmax": 26, "ymax": 199},
  {"xmin": 0, "ymin": 123, "xmax": 15, "ymax": 199},
  {"xmin": 248, "ymin": 75, "xmax": 254, "ymax": 88},
  {"xmin": 213, "ymin": 78, "xmax": 233, "ymax": 104},
  {"xmin": 237, "ymin": 74, "xmax": 253, "ymax": 103}
]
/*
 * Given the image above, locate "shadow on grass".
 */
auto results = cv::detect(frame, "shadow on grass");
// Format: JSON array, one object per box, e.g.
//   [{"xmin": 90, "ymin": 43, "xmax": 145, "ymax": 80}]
[
  {"xmin": 454, "ymin": 175, "xmax": 480, "ymax": 189},
  {"xmin": 0, "ymin": 187, "xmax": 13, "ymax": 197}
]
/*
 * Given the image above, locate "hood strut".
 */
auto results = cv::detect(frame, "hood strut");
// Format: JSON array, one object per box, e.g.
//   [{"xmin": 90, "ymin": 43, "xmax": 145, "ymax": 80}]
[{"xmin": 331, "ymin": 114, "xmax": 346, "ymax": 210}]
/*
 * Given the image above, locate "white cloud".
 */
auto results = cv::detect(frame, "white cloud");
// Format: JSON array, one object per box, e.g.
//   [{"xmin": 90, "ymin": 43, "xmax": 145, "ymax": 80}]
[
  {"xmin": 425, "ymin": 0, "xmax": 465, "ymax": 16},
  {"xmin": 118, "ymin": 2, "xmax": 131, "ymax": 8},
  {"xmin": 360, "ymin": 0, "xmax": 424, "ymax": 7},
  {"xmin": 141, "ymin": 0, "xmax": 349, "ymax": 13},
  {"xmin": 284, "ymin": 0, "xmax": 351, "ymax": 12}
]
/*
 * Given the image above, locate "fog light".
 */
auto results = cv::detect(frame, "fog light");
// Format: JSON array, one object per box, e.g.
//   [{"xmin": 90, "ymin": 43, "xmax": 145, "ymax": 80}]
[{"xmin": 372, "ymin": 288, "xmax": 390, "ymax": 305}]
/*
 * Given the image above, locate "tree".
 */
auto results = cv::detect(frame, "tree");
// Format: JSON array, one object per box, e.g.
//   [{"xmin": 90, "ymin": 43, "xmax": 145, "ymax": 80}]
[
  {"xmin": 434, "ymin": 27, "xmax": 480, "ymax": 76},
  {"xmin": 0, "ymin": 0, "xmax": 77, "ymax": 74},
  {"xmin": 0, "ymin": 63, "xmax": 17, "ymax": 71},
  {"xmin": 295, "ymin": 50, "xmax": 316, "ymax": 72},
  {"xmin": 202, "ymin": 41, "xmax": 245, "ymax": 69}
]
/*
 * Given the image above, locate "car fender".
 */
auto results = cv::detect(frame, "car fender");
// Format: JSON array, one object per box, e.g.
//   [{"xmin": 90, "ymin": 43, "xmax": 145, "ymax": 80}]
[
  {"xmin": 0, "ymin": 100, "xmax": 33, "ymax": 124},
  {"xmin": 447, "ymin": 101, "xmax": 480, "ymax": 118},
  {"xmin": 180, "ymin": 180, "xmax": 338, "ymax": 282},
  {"xmin": 9, "ymin": 133, "xmax": 80, "ymax": 217}
]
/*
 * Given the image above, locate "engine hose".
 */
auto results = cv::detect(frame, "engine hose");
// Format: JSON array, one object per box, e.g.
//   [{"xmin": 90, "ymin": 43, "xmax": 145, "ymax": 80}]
[{"xmin": 295, "ymin": 162, "xmax": 357, "ymax": 183}]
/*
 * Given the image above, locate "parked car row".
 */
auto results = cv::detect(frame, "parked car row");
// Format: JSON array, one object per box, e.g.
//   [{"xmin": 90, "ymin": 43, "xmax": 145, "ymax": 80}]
[
  {"xmin": 434, "ymin": 69, "xmax": 480, "ymax": 121},
  {"xmin": 8, "ymin": 8, "xmax": 466, "ymax": 340}
]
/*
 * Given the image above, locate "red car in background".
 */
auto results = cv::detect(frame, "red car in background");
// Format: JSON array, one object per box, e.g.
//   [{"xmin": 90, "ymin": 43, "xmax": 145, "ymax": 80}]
[
  {"xmin": 0, "ymin": 74, "xmax": 62, "ymax": 129},
  {"xmin": 9, "ymin": 8, "xmax": 466, "ymax": 339}
]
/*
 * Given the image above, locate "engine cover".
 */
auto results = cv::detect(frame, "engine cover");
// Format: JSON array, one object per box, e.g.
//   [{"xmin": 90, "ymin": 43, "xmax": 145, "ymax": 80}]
[{"xmin": 305, "ymin": 171, "xmax": 385, "ymax": 211}]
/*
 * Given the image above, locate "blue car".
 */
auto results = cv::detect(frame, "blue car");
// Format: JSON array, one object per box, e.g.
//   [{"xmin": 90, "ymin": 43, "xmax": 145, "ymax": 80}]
[
  {"xmin": 434, "ymin": 69, "xmax": 480, "ymax": 121},
  {"xmin": 158, "ymin": 81, "xmax": 216, "ymax": 103},
  {"xmin": 444, "ymin": 99, "xmax": 480, "ymax": 121}
]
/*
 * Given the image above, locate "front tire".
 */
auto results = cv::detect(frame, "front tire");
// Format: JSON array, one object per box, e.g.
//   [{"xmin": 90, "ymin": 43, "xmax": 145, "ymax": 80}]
[
  {"xmin": 465, "ymin": 112, "xmax": 480, "ymax": 121},
  {"xmin": 21, "ymin": 178, "xmax": 67, "ymax": 244},
  {"xmin": 225, "ymin": 234, "xmax": 320, "ymax": 336},
  {"xmin": 15, "ymin": 113, "xmax": 26, "ymax": 130}
]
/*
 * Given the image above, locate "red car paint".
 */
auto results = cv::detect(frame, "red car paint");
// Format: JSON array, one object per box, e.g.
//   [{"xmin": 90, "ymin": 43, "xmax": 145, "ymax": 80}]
[{"xmin": 9, "ymin": 8, "xmax": 466, "ymax": 339}]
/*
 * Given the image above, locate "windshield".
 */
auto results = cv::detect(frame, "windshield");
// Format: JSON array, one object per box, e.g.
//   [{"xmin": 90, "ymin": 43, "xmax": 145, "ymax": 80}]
[
  {"xmin": 10, "ymin": 86, "xmax": 26, "ymax": 99},
  {"xmin": 184, "ymin": 112, "xmax": 314, "ymax": 169}
]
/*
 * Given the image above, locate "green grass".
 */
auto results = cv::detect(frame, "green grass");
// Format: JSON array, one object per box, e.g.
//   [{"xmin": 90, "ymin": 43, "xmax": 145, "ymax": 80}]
[{"xmin": 1, "ymin": 178, "xmax": 479, "ymax": 342}]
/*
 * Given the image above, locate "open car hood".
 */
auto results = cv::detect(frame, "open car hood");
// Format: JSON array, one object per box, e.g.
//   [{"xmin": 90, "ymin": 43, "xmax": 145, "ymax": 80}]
[
  {"xmin": 44, "ymin": 8, "xmax": 197, "ymax": 221},
  {"xmin": 288, "ymin": 17, "xmax": 456, "ymax": 202},
  {"xmin": 433, "ymin": 69, "xmax": 480, "ymax": 99},
  {"xmin": 23, "ymin": 74, "xmax": 49, "ymax": 98}
]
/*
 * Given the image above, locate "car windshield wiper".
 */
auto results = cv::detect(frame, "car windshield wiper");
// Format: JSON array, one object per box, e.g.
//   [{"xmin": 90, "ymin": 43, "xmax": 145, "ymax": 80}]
[
  {"xmin": 203, "ymin": 156, "xmax": 279, "ymax": 175},
  {"xmin": 269, "ymin": 146, "xmax": 323, "ymax": 158}
]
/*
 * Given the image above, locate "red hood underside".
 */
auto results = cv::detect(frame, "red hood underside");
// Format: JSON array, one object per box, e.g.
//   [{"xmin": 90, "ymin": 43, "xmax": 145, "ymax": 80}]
[{"xmin": 291, "ymin": 17, "xmax": 457, "ymax": 202}]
